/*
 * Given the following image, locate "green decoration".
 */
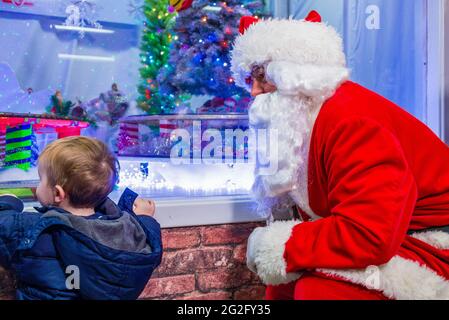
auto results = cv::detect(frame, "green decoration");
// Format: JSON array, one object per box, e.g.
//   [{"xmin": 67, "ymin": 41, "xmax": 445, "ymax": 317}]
[
  {"xmin": 46, "ymin": 93, "xmax": 73, "ymax": 117},
  {"xmin": 4, "ymin": 124, "xmax": 33, "ymax": 171},
  {"xmin": 137, "ymin": 0, "xmax": 177, "ymax": 114}
]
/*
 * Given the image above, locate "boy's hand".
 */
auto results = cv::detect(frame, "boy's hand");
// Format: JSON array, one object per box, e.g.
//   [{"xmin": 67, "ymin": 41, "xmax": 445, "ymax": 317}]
[{"xmin": 133, "ymin": 198, "xmax": 155, "ymax": 217}]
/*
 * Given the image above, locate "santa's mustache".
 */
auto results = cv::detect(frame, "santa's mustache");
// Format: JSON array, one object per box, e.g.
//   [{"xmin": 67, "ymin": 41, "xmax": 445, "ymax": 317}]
[
  {"xmin": 248, "ymin": 93, "xmax": 273, "ymax": 128},
  {"xmin": 249, "ymin": 91, "xmax": 313, "ymax": 130}
]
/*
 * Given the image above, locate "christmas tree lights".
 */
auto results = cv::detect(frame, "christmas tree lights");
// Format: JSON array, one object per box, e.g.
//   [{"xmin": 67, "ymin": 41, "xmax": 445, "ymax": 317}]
[
  {"xmin": 137, "ymin": 0, "xmax": 177, "ymax": 114},
  {"xmin": 158, "ymin": 0, "xmax": 265, "ymax": 99}
]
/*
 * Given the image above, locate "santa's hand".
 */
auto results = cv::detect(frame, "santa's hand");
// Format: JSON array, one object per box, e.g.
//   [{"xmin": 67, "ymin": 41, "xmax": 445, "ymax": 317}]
[{"xmin": 246, "ymin": 221, "xmax": 303, "ymax": 286}]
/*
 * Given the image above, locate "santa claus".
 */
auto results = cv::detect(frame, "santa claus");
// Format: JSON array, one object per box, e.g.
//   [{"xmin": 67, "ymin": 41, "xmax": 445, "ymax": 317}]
[{"xmin": 231, "ymin": 11, "xmax": 449, "ymax": 300}]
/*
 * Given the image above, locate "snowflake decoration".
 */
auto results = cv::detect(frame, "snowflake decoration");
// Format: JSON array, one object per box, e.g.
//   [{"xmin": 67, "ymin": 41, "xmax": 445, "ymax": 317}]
[
  {"xmin": 63, "ymin": 0, "xmax": 103, "ymax": 38},
  {"xmin": 128, "ymin": 0, "xmax": 145, "ymax": 24}
]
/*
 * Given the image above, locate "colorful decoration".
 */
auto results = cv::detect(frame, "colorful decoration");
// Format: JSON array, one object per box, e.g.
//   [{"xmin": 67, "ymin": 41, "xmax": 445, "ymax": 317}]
[
  {"xmin": 117, "ymin": 114, "xmax": 250, "ymax": 160},
  {"xmin": 0, "ymin": 113, "xmax": 90, "ymax": 170},
  {"xmin": 159, "ymin": 119, "xmax": 177, "ymax": 138},
  {"xmin": 158, "ymin": 0, "xmax": 265, "ymax": 100},
  {"xmin": 197, "ymin": 96, "xmax": 252, "ymax": 114},
  {"xmin": 67, "ymin": 84, "xmax": 133, "ymax": 152},
  {"xmin": 118, "ymin": 122, "xmax": 140, "ymax": 155},
  {"xmin": 169, "ymin": 0, "xmax": 192, "ymax": 12},
  {"xmin": 1, "ymin": 0, "xmax": 34, "ymax": 7},
  {"xmin": 97, "ymin": 84, "xmax": 129, "ymax": 126},
  {"xmin": 47, "ymin": 91, "xmax": 73, "ymax": 117},
  {"xmin": 0, "ymin": 130, "xmax": 6, "ymax": 167},
  {"xmin": 137, "ymin": 0, "xmax": 177, "ymax": 114},
  {"xmin": 4, "ymin": 124, "xmax": 33, "ymax": 171},
  {"xmin": 63, "ymin": 0, "xmax": 103, "ymax": 38}
]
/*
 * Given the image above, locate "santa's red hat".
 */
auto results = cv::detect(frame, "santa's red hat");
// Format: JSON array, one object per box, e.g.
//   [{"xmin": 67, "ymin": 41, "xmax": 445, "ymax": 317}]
[
  {"xmin": 239, "ymin": 10, "xmax": 322, "ymax": 35},
  {"xmin": 231, "ymin": 11, "xmax": 349, "ymax": 96},
  {"xmin": 239, "ymin": 16, "xmax": 260, "ymax": 35}
]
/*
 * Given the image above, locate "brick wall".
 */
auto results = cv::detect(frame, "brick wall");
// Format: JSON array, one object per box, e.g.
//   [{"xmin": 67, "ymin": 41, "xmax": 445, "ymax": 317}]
[
  {"xmin": 139, "ymin": 222, "xmax": 266, "ymax": 300},
  {"xmin": 0, "ymin": 222, "xmax": 266, "ymax": 300}
]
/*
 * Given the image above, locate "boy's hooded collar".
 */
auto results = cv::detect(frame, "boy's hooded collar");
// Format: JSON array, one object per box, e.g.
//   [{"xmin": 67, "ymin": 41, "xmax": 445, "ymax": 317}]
[{"xmin": 35, "ymin": 198, "xmax": 151, "ymax": 254}]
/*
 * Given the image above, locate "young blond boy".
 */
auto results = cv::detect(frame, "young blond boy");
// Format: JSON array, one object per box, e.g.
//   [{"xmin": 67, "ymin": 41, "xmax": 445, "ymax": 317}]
[{"xmin": 0, "ymin": 137, "xmax": 162, "ymax": 300}]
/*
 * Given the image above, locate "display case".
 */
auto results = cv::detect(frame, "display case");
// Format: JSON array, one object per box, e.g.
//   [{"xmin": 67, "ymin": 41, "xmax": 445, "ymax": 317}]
[
  {"xmin": 117, "ymin": 113, "xmax": 250, "ymax": 158},
  {"xmin": 114, "ymin": 113, "xmax": 258, "ymax": 227},
  {"xmin": 0, "ymin": 113, "xmax": 261, "ymax": 227},
  {"xmin": 111, "ymin": 156, "xmax": 258, "ymax": 228}
]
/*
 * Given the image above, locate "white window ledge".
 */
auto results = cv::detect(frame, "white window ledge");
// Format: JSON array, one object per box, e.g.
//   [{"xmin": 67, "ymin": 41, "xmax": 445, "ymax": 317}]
[{"xmin": 24, "ymin": 195, "xmax": 264, "ymax": 229}]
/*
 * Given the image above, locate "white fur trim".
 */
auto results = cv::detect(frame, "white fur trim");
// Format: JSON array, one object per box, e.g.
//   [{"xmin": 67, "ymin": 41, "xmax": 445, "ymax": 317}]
[
  {"xmin": 254, "ymin": 220, "xmax": 302, "ymax": 286},
  {"xmin": 247, "ymin": 227, "xmax": 266, "ymax": 273},
  {"xmin": 252, "ymin": 223, "xmax": 449, "ymax": 298},
  {"xmin": 318, "ymin": 231, "xmax": 449, "ymax": 300},
  {"xmin": 231, "ymin": 18, "xmax": 347, "ymax": 90},
  {"xmin": 410, "ymin": 231, "xmax": 449, "ymax": 250},
  {"xmin": 266, "ymin": 62, "xmax": 349, "ymax": 99}
]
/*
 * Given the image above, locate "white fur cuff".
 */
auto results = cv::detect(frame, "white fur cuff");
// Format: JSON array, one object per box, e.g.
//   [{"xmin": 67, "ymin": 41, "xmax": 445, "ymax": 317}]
[{"xmin": 252, "ymin": 220, "xmax": 302, "ymax": 286}]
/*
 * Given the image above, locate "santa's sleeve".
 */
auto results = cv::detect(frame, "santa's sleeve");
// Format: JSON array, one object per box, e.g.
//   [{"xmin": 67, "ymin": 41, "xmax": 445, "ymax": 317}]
[{"xmin": 253, "ymin": 117, "xmax": 418, "ymax": 284}]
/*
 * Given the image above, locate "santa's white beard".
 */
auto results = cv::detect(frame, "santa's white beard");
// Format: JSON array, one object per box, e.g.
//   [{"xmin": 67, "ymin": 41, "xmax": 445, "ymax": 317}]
[{"xmin": 250, "ymin": 91, "xmax": 324, "ymax": 221}]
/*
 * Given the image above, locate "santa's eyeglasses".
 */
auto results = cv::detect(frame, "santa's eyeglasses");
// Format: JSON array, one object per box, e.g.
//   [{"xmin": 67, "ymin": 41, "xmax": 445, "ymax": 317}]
[{"xmin": 245, "ymin": 64, "xmax": 268, "ymax": 86}]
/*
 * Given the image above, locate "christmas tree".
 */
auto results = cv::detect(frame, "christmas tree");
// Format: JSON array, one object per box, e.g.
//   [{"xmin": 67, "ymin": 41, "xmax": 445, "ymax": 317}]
[
  {"xmin": 137, "ymin": 0, "xmax": 177, "ymax": 114},
  {"xmin": 158, "ymin": 0, "xmax": 265, "ymax": 100}
]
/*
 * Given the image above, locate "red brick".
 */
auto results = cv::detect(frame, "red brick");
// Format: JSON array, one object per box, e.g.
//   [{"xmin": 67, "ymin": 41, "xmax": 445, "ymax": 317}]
[
  {"xmin": 153, "ymin": 250, "xmax": 198, "ymax": 277},
  {"xmin": 179, "ymin": 291, "xmax": 232, "ymax": 300},
  {"xmin": 233, "ymin": 243, "xmax": 247, "ymax": 265},
  {"xmin": 162, "ymin": 228, "xmax": 201, "ymax": 250},
  {"xmin": 202, "ymin": 224, "xmax": 262, "ymax": 246},
  {"xmin": 233, "ymin": 285, "xmax": 266, "ymax": 300},
  {"xmin": 200, "ymin": 247, "xmax": 234, "ymax": 269},
  {"xmin": 154, "ymin": 247, "xmax": 233, "ymax": 277},
  {"xmin": 197, "ymin": 266, "xmax": 254, "ymax": 291},
  {"xmin": 140, "ymin": 275, "xmax": 195, "ymax": 299}
]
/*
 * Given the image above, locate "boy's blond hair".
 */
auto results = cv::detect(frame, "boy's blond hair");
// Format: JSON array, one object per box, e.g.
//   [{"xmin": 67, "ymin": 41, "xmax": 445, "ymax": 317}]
[{"xmin": 39, "ymin": 136, "xmax": 119, "ymax": 208}]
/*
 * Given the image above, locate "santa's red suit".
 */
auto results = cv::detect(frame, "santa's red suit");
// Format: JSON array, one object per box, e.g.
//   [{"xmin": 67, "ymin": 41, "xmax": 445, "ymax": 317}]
[{"xmin": 231, "ymin": 12, "xmax": 449, "ymax": 300}]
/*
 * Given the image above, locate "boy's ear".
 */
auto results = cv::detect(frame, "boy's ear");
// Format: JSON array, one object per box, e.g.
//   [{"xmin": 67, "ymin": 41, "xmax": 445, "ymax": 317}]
[{"xmin": 54, "ymin": 185, "xmax": 67, "ymax": 205}]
